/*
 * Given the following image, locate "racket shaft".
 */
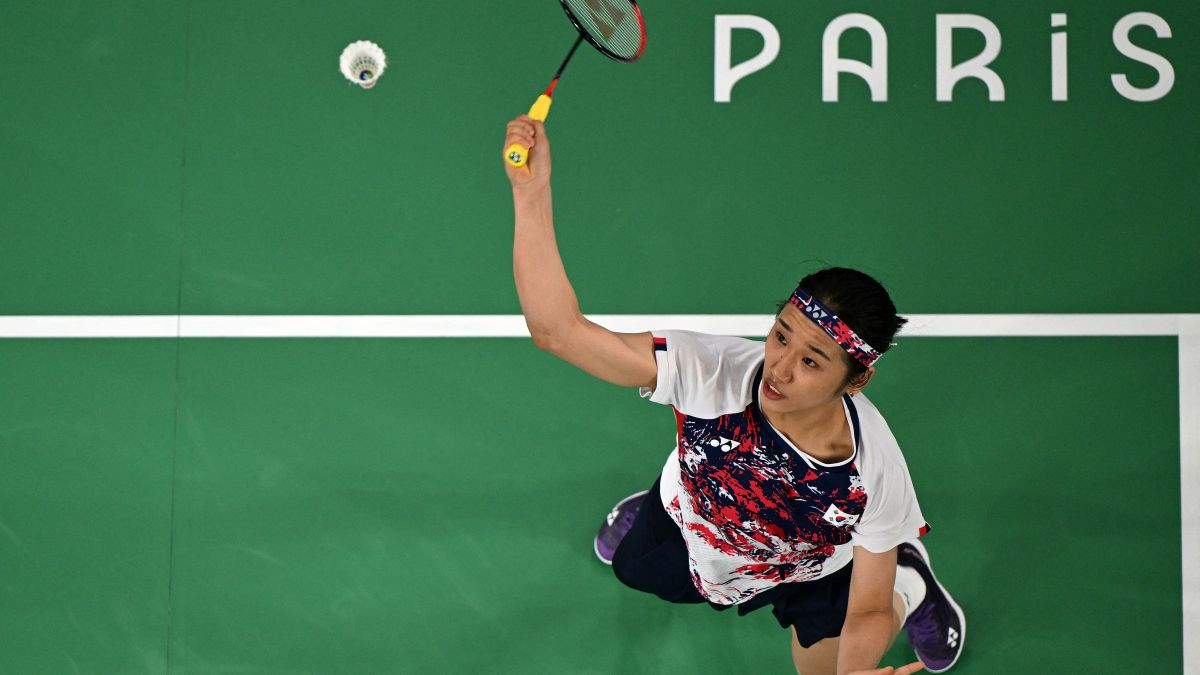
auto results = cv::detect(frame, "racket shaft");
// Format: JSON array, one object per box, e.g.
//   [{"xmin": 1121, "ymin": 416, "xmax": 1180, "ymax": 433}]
[
  {"xmin": 504, "ymin": 34, "xmax": 584, "ymax": 168},
  {"xmin": 553, "ymin": 34, "xmax": 586, "ymax": 80}
]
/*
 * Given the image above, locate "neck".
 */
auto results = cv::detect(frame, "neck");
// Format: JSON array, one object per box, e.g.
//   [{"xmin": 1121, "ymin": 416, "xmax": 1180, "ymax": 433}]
[{"xmin": 763, "ymin": 395, "xmax": 851, "ymax": 462}]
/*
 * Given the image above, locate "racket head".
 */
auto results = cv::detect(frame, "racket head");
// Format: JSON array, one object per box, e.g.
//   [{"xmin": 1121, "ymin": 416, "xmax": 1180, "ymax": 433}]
[{"xmin": 559, "ymin": 0, "xmax": 647, "ymax": 63}]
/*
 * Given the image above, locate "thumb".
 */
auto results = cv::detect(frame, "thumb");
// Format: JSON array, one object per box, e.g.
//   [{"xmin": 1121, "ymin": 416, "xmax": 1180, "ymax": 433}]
[
  {"xmin": 531, "ymin": 120, "xmax": 550, "ymax": 151},
  {"xmin": 526, "ymin": 119, "xmax": 552, "ymax": 174}
]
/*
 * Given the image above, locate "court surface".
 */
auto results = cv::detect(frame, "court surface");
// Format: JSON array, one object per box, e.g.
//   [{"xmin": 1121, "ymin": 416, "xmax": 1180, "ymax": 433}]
[{"xmin": 1, "ymin": 1, "xmax": 1196, "ymax": 673}]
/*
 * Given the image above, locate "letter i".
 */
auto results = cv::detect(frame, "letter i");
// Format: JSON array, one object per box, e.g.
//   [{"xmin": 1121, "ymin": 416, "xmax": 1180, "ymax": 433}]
[{"xmin": 1051, "ymin": 14, "xmax": 1068, "ymax": 101}]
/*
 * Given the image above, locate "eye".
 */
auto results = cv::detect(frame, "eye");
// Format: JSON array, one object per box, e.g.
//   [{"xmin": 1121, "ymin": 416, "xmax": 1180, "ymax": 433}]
[
  {"xmin": 775, "ymin": 331, "xmax": 787, "ymax": 345},
  {"xmin": 802, "ymin": 357, "xmax": 817, "ymax": 368}
]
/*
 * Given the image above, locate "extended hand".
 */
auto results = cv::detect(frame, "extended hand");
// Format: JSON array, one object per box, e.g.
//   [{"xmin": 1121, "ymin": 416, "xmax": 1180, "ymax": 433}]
[{"xmin": 503, "ymin": 115, "xmax": 552, "ymax": 192}]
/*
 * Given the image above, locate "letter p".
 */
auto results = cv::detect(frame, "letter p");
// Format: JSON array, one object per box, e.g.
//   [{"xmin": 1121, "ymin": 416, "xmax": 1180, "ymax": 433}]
[{"xmin": 714, "ymin": 15, "xmax": 781, "ymax": 103}]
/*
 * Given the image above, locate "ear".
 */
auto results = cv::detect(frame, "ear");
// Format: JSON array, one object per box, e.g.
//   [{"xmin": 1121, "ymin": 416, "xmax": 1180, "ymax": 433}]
[{"xmin": 846, "ymin": 366, "xmax": 875, "ymax": 395}]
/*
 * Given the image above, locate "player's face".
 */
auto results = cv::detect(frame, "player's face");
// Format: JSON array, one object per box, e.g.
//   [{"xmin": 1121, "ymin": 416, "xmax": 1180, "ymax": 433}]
[{"xmin": 760, "ymin": 304, "xmax": 858, "ymax": 413}]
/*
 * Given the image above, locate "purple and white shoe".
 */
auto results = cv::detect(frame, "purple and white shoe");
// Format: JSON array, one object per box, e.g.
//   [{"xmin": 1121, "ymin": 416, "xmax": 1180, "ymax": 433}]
[
  {"xmin": 898, "ymin": 539, "xmax": 966, "ymax": 673},
  {"xmin": 593, "ymin": 490, "xmax": 648, "ymax": 565}
]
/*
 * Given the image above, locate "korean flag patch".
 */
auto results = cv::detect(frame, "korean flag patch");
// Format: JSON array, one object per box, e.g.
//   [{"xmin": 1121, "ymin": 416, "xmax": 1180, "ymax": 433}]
[{"xmin": 822, "ymin": 503, "xmax": 859, "ymax": 528}]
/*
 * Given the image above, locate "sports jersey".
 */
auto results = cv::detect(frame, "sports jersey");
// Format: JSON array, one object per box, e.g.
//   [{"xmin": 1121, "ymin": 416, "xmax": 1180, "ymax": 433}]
[{"xmin": 639, "ymin": 330, "xmax": 928, "ymax": 606}]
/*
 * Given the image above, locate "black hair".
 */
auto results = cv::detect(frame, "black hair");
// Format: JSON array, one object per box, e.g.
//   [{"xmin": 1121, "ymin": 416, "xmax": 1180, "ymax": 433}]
[{"xmin": 779, "ymin": 267, "xmax": 907, "ymax": 381}]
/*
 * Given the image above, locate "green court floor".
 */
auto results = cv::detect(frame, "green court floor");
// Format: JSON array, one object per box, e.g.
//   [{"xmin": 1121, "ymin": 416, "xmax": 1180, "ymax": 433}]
[
  {"xmin": 0, "ymin": 337, "xmax": 1181, "ymax": 673},
  {"xmin": 1, "ymin": 0, "xmax": 1194, "ymax": 672}
]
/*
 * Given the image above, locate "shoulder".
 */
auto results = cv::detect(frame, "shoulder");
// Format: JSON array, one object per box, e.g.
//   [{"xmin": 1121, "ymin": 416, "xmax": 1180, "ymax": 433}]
[
  {"xmin": 643, "ymin": 331, "xmax": 764, "ymax": 416},
  {"xmin": 654, "ymin": 330, "xmax": 762, "ymax": 356},
  {"xmin": 850, "ymin": 393, "xmax": 910, "ymax": 476},
  {"xmin": 652, "ymin": 330, "xmax": 764, "ymax": 376}
]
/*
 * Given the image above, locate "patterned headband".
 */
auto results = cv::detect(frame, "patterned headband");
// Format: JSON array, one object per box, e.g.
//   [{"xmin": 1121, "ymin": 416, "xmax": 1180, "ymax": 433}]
[{"xmin": 788, "ymin": 286, "xmax": 883, "ymax": 368}]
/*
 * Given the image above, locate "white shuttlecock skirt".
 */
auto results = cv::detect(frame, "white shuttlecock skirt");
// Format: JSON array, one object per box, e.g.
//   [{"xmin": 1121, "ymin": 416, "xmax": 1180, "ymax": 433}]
[{"xmin": 339, "ymin": 40, "xmax": 387, "ymax": 89}]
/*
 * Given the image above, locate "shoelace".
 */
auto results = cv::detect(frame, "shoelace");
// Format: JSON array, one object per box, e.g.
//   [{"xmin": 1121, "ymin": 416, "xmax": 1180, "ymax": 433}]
[{"xmin": 905, "ymin": 602, "xmax": 943, "ymax": 650}]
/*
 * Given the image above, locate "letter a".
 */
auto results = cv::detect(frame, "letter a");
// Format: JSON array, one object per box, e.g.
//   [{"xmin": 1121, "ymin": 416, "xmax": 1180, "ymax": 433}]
[{"xmin": 823, "ymin": 14, "xmax": 888, "ymax": 102}]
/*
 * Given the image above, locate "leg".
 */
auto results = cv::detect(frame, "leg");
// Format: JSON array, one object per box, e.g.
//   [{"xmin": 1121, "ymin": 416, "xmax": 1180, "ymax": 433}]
[
  {"xmin": 890, "ymin": 590, "xmax": 905, "ymax": 643},
  {"xmin": 789, "ymin": 592, "xmax": 906, "ymax": 675},
  {"xmin": 790, "ymin": 633, "xmax": 839, "ymax": 675},
  {"xmin": 606, "ymin": 478, "xmax": 708, "ymax": 604}
]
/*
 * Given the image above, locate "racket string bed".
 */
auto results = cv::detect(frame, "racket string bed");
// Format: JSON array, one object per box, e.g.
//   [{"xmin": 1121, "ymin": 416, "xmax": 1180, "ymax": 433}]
[
  {"xmin": 504, "ymin": 0, "xmax": 646, "ymax": 168},
  {"xmin": 561, "ymin": 0, "xmax": 645, "ymax": 61}
]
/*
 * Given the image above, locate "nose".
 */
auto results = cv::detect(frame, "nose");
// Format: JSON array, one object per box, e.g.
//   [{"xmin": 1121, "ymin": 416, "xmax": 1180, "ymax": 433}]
[{"xmin": 770, "ymin": 354, "xmax": 795, "ymax": 383}]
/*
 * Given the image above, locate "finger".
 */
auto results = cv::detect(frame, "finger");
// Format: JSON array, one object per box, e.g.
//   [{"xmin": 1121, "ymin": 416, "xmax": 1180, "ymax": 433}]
[
  {"xmin": 509, "ymin": 114, "xmax": 536, "ymax": 137},
  {"xmin": 505, "ymin": 125, "xmax": 534, "ymax": 142},
  {"xmin": 504, "ymin": 123, "xmax": 535, "ymax": 144},
  {"xmin": 506, "ymin": 124, "xmax": 534, "ymax": 142},
  {"xmin": 507, "ymin": 118, "xmax": 534, "ymax": 133},
  {"xmin": 896, "ymin": 662, "xmax": 925, "ymax": 675},
  {"xmin": 528, "ymin": 120, "xmax": 549, "ymax": 157},
  {"xmin": 505, "ymin": 133, "xmax": 535, "ymax": 152}
]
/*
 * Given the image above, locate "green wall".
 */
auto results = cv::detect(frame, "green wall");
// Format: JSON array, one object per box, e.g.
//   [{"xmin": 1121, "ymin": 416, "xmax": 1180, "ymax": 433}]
[{"xmin": 1, "ymin": 1, "xmax": 1194, "ymax": 316}]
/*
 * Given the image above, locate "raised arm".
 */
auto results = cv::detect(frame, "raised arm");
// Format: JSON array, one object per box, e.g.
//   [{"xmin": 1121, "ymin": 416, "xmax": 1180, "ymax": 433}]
[{"xmin": 503, "ymin": 115, "xmax": 657, "ymax": 389}]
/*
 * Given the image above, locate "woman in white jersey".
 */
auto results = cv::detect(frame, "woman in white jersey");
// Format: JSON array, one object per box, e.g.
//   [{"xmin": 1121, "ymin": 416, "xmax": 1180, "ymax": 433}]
[{"xmin": 503, "ymin": 115, "xmax": 966, "ymax": 675}]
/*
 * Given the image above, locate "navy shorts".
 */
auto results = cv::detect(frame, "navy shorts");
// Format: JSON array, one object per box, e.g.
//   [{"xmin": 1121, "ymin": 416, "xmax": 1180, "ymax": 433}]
[{"xmin": 611, "ymin": 478, "xmax": 854, "ymax": 649}]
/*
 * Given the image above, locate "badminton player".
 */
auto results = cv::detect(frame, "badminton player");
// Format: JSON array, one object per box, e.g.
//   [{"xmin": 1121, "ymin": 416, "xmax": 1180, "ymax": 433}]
[{"xmin": 503, "ymin": 115, "xmax": 966, "ymax": 675}]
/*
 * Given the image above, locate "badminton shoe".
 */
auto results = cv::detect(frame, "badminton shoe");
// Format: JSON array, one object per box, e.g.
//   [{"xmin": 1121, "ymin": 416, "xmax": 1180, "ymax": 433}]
[
  {"xmin": 593, "ymin": 490, "xmax": 648, "ymax": 565},
  {"xmin": 898, "ymin": 539, "xmax": 966, "ymax": 672}
]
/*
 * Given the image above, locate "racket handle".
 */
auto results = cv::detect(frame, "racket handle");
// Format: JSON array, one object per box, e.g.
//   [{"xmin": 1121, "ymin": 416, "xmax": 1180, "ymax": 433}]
[
  {"xmin": 505, "ymin": 95, "xmax": 554, "ymax": 168},
  {"xmin": 527, "ymin": 94, "xmax": 552, "ymax": 122}
]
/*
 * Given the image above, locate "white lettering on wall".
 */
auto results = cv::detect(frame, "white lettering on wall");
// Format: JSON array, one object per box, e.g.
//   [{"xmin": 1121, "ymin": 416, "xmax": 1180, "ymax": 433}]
[
  {"xmin": 1051, "ymin": 14, "xmax": 1068, "ymax": 101},
  {"xmin": 1111, "ymin": 12, "xmax": 1174, "ymax": 102},
  {"xmin": 822, "ymin": 13, "xmax": 889, "ymax": 102},
  {"xmin": 936, "ymin": 14, "xmax": 1005, "ymax": 102},
  {"xmin": 714, "ymin": 15, "xmax": 781, "ymax": 103},
  {"xmin": 709, "ymin": 13, "xmax": 1176, "ymax": 103}
]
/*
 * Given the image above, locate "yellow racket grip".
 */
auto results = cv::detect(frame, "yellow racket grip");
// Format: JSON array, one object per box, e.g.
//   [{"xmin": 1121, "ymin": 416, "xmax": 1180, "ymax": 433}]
[
  {"xmin": 505, "ymin": 95, "xmax": 554, "ymax": 168},
  {"xmin": 527, "ymin": 94, "xmax": 552, "ymax": 122}
]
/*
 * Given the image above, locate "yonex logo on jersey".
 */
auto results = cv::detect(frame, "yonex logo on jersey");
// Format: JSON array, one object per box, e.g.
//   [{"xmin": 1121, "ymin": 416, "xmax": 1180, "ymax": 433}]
[
  {"xmin": 948, "ymin": 627, "xmax": 959, "ymax": 648},
  {"xmin": 821, "ymin": 503, "xmax": 859, "ymax": 528},
  {"xmin": 648, "ymin": 330, "xmax": 922, "ymax": 605},
  {"xmin": 848, "ymin": 475, "xmax": 865, "ymax": 496},
  {"xmin": 707, "ymin": 436, "xmax": 740, "ymax": 453}
]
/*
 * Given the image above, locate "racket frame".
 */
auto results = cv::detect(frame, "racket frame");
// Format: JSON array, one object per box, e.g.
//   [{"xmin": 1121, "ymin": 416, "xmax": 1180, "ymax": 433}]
[
  {"xmin": 558, "ymin": 0, "xmax": 647, "ymax": 64},
  {"xmin": 504, "ymin": 0, "xmax": 646, "ymax": 168}
]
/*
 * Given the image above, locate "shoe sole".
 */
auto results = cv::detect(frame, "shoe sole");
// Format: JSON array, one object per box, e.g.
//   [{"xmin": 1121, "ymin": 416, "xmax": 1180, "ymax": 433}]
[
  {"xmin": 593, "ymin": 489, "xmax": 650, "ymax": 566},
  {"xmin": 906, "ymin": 539, "xmax": 967, "ymax": 673}
]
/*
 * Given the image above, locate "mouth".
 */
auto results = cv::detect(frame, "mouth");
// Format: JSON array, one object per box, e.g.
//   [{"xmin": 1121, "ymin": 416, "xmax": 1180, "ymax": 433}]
[{"xmin": 763, "ymin": 379, "xmax": 785, "ymax": 400}]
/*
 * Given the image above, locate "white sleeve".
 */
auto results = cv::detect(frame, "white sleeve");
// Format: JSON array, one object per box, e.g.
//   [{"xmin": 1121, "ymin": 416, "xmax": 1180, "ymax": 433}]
[
  {"xmin": 637, "ymin": 330, "xmax": 763, "ymax": 419},
  {"xmin": 850, "ymin": 455, "xmax": 929, "ymax": 553}
]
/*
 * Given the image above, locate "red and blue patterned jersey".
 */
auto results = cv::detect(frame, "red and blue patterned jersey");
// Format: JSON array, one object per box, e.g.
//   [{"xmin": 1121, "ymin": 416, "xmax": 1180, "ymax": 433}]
[{"xmin": 641, "ymin": 331, "xmax": 929, "ymax": 605}]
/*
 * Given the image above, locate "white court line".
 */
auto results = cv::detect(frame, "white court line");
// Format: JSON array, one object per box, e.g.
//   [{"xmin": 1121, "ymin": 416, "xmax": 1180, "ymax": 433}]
[
  {"xmin": 0, "ymin": 315, "xmax": 179, "ymax": 338},
  {"xmin": 0, "ymin": 312, "xmax": 1196, "ymax": 671},
  {"xmin": 1180, "ymin": 316, "xmax": 1200, "ymax": 674},
  {"xmin": 0, "ymin": 313, "xmax": 1189, "ymax": 338}
]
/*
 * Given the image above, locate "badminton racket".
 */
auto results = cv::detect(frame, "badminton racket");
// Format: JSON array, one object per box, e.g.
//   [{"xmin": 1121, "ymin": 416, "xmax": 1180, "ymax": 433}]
[{"xmin": 505, "ymin": 0, "xmax": 647, "ymax": 168}]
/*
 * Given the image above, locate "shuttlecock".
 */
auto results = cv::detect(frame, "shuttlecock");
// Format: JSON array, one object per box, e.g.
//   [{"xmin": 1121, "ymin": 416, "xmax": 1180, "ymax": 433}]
[{"xmin": 340, "ymin": 40, "xmax": 387, "ymax": 89}]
